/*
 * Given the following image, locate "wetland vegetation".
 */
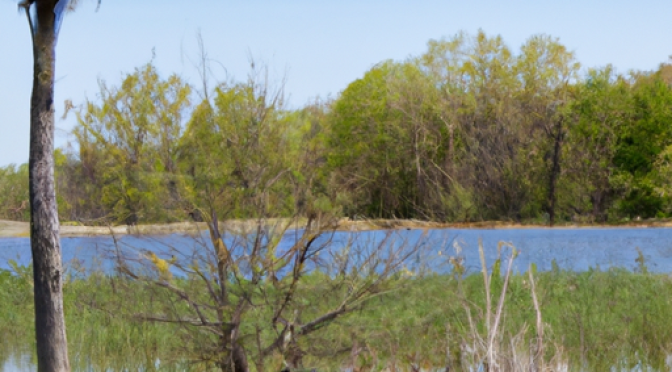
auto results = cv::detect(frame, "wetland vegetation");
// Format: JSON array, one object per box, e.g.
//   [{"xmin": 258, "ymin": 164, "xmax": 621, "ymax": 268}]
[{"xmin": 3, "ymin": 248, "xmax": 672, "ymax": 371}]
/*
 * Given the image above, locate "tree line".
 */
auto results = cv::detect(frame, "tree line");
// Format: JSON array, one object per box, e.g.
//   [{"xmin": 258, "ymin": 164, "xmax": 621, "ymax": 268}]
[{"xmin": 3, "ymin": 30, "xmax": 672, "ymax": 226}]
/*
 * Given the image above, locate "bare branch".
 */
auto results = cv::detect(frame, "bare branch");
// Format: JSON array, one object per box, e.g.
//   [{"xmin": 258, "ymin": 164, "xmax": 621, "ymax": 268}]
[{"xmin": 132, "ymin": 314, "xmax": 231, "ymax": 333}]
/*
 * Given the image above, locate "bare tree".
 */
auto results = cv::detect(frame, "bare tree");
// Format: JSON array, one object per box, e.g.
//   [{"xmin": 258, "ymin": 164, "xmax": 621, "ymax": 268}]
[
  {"xmin": 107, "ymin": 213, "xmax": 428, "ymax": 372},
  {"xmin": 20, "ymin": 1, "xmax": 101, "ymax": 370},
  {"xmin": 102, "ymin": 65, "xmax": 427, "ymax": 371},
  {"xmin": 19, "ymin": 1, "xmax": 71, "ymax": 371}
]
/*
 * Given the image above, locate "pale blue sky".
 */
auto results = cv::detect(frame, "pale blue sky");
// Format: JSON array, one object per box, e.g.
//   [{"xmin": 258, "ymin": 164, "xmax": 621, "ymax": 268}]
[{"xmin": 1, "ymin": 0, "xmax": 670, "ymax": 166}]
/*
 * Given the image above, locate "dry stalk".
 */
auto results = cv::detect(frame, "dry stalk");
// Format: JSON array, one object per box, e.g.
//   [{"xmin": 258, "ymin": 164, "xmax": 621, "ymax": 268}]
[
  {"xmin": 528, "ymin": 265, "xmax": 544, "ymax": 371},
  {"xmin": 488, "ymin": 241, "xmax": 516, "ymax": 369},
  {"xmin": 459, "ymin": 240, "xmax": 544, "ymax": 371},
  {"xmin": 478, "ymin": 238, "xmax": 491, "ymax": 339}
]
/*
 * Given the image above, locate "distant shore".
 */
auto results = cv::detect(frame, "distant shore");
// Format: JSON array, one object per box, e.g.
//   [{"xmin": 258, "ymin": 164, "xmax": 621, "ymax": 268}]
[{"xmin": 2, "ymin": 218, "xmax": 672, "ymax": 238}]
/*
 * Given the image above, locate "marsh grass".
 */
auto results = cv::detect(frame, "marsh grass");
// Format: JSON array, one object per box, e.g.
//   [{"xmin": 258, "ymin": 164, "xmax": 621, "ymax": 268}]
[
  {"xmin": 296, "ymin": 245, "xmax": 672, "ymax": 372},
  {"xmin": 3, "ymin": 245, "xmax": 672, "ymax": 371}
]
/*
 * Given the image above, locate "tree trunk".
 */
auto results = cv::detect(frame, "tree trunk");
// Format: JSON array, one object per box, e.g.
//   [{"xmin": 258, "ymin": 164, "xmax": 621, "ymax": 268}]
[
  {"xmin": 27, "ymin": 1, "xmax": 70, "ymax": 372},
  {"xmin": 231, "ymin": 344, "xmax": 249, "ymax": 372},
  {"xmin": 446, "ymin": 123, "xmax": 454, "ymax": 180},
  {"xmin": 219, "ymin": 344, "xmax": 249, "ymax": 372},
  {"xmin": 591, "ymin": 191, "xmax": 606, "ymax": 223},
  {"xmin": 547, "ymin": 116, "xmax": 563, "ymax": 227}
]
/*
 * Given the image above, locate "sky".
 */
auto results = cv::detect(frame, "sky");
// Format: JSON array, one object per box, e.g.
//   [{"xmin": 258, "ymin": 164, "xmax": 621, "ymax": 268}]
[{"xmin": 1, "ymin": 0, "xmax": 671, "ymax": 166}]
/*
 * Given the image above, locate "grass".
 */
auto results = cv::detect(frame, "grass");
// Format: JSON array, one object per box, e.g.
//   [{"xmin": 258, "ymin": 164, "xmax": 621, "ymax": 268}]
[{"xmin": 2, "ymin": 250, "xmax": 672, "ymax": 371}]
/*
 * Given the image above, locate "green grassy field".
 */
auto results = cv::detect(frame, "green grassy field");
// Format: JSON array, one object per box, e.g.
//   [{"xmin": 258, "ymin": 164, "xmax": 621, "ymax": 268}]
[{"xmin": 2, "ymin": 258, "xmax": 672, "ymax": 372}]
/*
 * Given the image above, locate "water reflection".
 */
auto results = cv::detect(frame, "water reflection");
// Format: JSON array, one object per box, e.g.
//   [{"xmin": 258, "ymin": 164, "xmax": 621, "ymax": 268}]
[{"xmin": 1, "ymin": 351, "xmax": 35, "ymax": 372}]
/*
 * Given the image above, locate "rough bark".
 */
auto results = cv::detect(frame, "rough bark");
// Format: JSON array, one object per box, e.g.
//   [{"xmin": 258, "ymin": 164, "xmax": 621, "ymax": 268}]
[
  {"xmin": 218, "ymin": 339, "xmax": 248, "ymax": 372},
  {"xmin": 27, "ymin": 1, "xmax": 70, "ymax": 371},
  {"xmin": 231, "ymin": 344, "xmax": 249, "ymax": 372}
]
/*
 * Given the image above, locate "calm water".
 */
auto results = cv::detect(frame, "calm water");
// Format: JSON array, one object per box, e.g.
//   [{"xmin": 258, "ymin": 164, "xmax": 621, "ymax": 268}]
[{"xmin": 2, "ymin": 227, "xmax": 672, "ymax": 274}]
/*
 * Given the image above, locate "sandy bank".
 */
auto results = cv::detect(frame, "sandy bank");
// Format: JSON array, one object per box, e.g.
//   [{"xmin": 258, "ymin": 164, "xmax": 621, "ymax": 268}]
[{"xmin": 2, "ymin": 218, "xmax": 672, "ymax": 238}]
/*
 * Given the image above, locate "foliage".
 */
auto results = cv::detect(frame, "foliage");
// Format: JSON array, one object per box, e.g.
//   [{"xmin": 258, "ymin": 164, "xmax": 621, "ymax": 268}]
[
  {"xmin": 69, "ymin": 63, "xmax": 191, "ymax": 224},
  {"xmin": 0, "ymin": 163, "xmax": 29, "ymax": 221},
  {"xmin": 2, "ymin": 31, "xmax": 672, "ymax": 225},
  {"xmin": 178, "ymin": 71, "xmax": 297, "ymax": 220}
]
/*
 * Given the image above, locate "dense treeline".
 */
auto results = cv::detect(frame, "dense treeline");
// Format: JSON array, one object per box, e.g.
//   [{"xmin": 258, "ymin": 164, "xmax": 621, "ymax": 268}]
[{"xmin": 3, "ymin": 30, "xmax": 672, "ymax": 225}]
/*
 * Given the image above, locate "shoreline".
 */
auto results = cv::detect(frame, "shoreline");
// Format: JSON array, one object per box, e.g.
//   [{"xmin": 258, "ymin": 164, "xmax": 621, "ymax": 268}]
[{"xmin": 3, "ymin": 218, "xmax": 672, "ymax": 238}]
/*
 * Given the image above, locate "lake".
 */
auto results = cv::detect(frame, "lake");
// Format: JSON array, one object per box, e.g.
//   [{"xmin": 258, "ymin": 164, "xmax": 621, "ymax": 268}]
[{"xmin": 2, "ymin": 227, "xmax": 672, "ymax": 274}]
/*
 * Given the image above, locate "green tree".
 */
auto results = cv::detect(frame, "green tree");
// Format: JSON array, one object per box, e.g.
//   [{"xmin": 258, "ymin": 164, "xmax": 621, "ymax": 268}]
[
  {"xmin": 330, "ymin": 31, "xmax": 583, "ymax": 223},
  {"xmin": 327, "ymin": 62, "xmax": 400, "ymax": 218},
  {"xmin": 385, "ymin": 61, "xmax": 451, "ymax": 218},
  {"xmin": 514, "ymin": 34, "xmax": 579, "ymax": 225},
  {"xmin": 71, "ymin": 63, "xmax": 191, "ymax": 224},
  {"xmin": 611, "ymin": 69, "xmax": 672, "ymax": 218},
  {"xmin": 419, "ymin": 32, "xmax": 479, "ymax": 221},
  {"xmin": 565, "ymin": 67, "xmax": 631, "ymax": 221},
  {"xmin": 0, "ymin": 163, "xmax": 30, "ymax": 221},
  {"xmin": 178, "ymin": 72, "xmax": 295, "ymax": 221},
  {"xmin": 327, "ymin": 61, "xmax": 444, "ymax": 219},
  {"xmin": 421, "ymin": 31, "xmax": 531, "ymax": 221}
]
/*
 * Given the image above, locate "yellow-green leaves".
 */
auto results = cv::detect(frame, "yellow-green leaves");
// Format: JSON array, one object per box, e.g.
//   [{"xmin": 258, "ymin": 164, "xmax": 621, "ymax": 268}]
[
  {"xmin": 147, "ymin": 252, "xmax": 172, "ymax": 281},
  {"xmin": 0, "ymin": 163, "xmax": 29, "ymax": 221},
  {"xmin": 178, "ymin": 78, "xmax": 299, "ymax": 220},
  {"xmin": 70, "ymin": 63, "xmax": 191, "ymax": 224}
]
